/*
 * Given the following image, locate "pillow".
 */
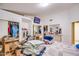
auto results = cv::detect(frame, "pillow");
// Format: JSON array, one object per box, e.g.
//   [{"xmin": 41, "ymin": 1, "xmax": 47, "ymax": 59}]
[
  {"xmin": 28, "ymin": 40, "xmax": 44, "ymax": 45},
  {"xmin": 75, "ymin": 44, "xmax": 79, "ymax": 49}
]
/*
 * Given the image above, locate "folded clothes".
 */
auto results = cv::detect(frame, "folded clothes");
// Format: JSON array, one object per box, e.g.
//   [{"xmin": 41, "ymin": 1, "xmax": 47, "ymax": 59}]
[{"xmin": 22, "ymin": 40, "xmax": 46, "ymax": 56}]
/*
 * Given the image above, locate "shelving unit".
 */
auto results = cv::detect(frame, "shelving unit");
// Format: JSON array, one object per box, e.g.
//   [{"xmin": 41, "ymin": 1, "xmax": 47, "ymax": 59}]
[{"xmin": 0, "ymin": 37, "xmax": 21, "ymax": 56}]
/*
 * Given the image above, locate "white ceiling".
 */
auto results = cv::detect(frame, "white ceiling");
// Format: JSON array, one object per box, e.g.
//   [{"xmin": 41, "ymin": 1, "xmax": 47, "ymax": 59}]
[{"xmin": 0, "ymin": 3, "xmax": 78, "ymax": 16}]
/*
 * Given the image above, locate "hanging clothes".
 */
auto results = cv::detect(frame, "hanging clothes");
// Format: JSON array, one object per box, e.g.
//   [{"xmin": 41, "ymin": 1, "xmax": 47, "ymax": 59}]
[
  {"xmin": 39, "ymin": 29, "xmax": 41, "ymax": 34},
  {"xmin": 12, "ymin": 24, "xmax": 18, "ymax": 38},
  {"xmin": 10, "ymin": 23, "xmax": 13, "ymax": 36},
  {"xmin": 8, "ymin": 23, "xmax": 11, "ymax": 34}
]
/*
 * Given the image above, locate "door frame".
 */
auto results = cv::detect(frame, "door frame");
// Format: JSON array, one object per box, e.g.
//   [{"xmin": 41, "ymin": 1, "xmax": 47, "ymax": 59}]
[{"xmin": 72, "ymin": 21, "xmax": 79, "ymax": 44}]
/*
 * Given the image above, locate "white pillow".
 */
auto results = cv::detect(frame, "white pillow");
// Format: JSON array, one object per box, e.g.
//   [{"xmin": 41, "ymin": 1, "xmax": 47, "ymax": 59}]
[{"xmin": 28, "ymin": 40, "xmax": 44, "ymax": 45}]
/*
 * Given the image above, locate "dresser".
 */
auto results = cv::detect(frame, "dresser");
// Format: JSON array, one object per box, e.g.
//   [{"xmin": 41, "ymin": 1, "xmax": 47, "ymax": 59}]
[{"xmin": 0, "ymin": 36, "xmax": 21, "ymax": 56}]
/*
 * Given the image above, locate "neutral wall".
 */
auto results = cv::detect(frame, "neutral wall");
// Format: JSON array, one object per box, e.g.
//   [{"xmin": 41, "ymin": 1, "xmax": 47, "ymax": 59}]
[
  {"xmin": 0, "ymin": 9, "xmax": 22, "ymax": 41},
  {"xmin": 0, "ymin": 9, "xmax": 32, "ymax": 41},
  {"xmin": 0, "ymin": 9, "xmax": 22, "ymax": 22},
  {"xmin": 41, "ymin": 4, "xmax": 79, "ymax": 45},
  {"xmin": 0, "ymin": 20, "xmax": 8, "ymax": 37}
]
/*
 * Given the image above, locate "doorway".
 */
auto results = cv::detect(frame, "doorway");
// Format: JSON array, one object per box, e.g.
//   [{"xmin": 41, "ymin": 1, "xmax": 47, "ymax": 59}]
[
  {"xmin": 33, "ymin": 25, "xmax": 42, "ymax": 40},
  {"xmin": 72, "ymin": 21, "xmax": 79, "ymax": 45}
]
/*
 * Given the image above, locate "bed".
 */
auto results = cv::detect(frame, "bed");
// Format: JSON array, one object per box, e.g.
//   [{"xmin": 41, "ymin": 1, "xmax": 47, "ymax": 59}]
[
  {"xmin": 43, "ymin": 41, "xmax": 79, "ymax": 56},
  {"xmin": 21, "ymin": 40, "xmax": 79, "ymax": 56},
  {"xmin": 43, "ymin": 41, "xmax": 63, "ymax": 56}
]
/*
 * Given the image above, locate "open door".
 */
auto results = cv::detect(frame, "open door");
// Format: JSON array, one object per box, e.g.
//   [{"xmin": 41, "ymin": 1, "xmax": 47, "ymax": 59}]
[
  {"xmin": 72, "ymin": 21, "xmax": 79, "ymax": 45},
  {"xmin": 33, "ymin": 25, "xmax": 42, "ymax": 40}
]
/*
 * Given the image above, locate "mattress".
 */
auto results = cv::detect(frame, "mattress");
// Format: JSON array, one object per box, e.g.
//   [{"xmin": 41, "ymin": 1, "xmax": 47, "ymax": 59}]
[
  {"xmin": 43, "ymin": 41, "xmax": 79, "ymax": 56},
  {"xmin": 43, "ymin": 41, "xmax": 63, "ymax": 56},
  {"xmin": 28, "ymin": 40, "xmax": 44, "ymax": 45},
  {"xmin": 63, "ymin": 46, "xmax": 79, "ymax": 56}
]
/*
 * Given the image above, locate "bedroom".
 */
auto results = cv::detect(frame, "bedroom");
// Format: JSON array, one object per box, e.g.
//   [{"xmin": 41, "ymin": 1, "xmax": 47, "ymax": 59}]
[{"xmin": 0, "ymin": 3, "xmax": 79, "ymax": 56}]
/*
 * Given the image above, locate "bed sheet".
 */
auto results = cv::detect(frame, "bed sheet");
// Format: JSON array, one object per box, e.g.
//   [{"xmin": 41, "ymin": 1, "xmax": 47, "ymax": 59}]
[
  {"xmin": 43, "ymin": 41, "xmax": 79, "ymax": 56},
  {"xmin": 43, "ymin": 41, "xmax": 71, "ymax": 56}
]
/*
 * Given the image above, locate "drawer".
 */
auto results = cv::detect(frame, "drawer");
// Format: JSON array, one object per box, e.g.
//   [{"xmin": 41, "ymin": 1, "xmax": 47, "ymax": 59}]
[
  {"xmin": 4, "ymin": 44, "xmax": 10, "ymax": 52},
  {"xmin": 15, "ymin": 50, "xmax": 21, "ymax": 56}
]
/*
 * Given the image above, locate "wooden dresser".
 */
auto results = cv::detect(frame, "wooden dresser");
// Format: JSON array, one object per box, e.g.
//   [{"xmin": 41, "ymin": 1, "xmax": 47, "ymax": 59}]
[{"xmin": 0, "ymin": 37, "xmax": 21, "ymax": 56}]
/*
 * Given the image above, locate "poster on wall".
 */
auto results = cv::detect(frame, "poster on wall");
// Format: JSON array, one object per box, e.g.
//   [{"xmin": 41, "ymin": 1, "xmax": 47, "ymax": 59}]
[
  {"xmin": 34, "ymin": 17, "xmax": 40, "ymax": 24},
  {"xmin": 8, "ymin": 21, "xmax": 19, "ymax": 38}
]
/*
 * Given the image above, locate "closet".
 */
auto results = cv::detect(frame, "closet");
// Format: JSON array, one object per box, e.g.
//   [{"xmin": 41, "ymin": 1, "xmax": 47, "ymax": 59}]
[
  {"xmin": 0, "ymin": 20, "xmax": 19, "ymax": 38},
  {"xmin": 0, "ymin": 20, "xmax": 21, "ymax": 56},
  {"xmin": 8, "ymin": 21, "xmax": 19, "ymax": 38}
]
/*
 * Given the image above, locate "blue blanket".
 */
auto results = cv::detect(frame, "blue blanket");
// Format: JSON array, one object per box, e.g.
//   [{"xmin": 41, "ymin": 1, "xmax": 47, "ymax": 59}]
[{"xmin": 44, "ymin": 36, "xmax": 53, "ymax": 41}]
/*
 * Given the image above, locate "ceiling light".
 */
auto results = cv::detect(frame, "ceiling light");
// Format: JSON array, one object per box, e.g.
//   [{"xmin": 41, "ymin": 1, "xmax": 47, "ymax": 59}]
[{"xmin": 39, "ymin": 3, "xmax": 49, "ymax": 7}]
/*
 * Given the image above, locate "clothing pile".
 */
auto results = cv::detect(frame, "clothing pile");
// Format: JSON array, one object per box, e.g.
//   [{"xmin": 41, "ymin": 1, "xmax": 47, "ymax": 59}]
[{"xmin": 22, "ymin": 40, "xmax": 46, "ymax": 56}]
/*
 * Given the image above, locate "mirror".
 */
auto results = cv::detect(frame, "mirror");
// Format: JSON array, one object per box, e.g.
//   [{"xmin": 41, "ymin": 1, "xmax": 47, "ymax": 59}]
[
  {"xmin": 33, "ymin": 25, "xmax": 42, "ymax": 40},
  {"xmin": 49, "ymin": 24, "xmax": 62, "ymax": 42}
]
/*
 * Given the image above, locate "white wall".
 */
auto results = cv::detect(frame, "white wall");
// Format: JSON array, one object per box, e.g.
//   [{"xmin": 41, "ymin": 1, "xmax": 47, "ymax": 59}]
[
  {"xmin": 41, "ymin": 4, "xmax": 79, "ymax": 45},
  {"xmin": 22, "ymin": 22, "xmax": 29, "ymax": 29},
  {"xmin": 0, "ymin": 9, "xmax": 33, "ymax": 41},
  {"xmin": 0, "ymin": 9, "xmax": 22, "ymax": 22},
  {"xmin": 0, "ymin": 20, "xmax": 8, "ymax": 37}
]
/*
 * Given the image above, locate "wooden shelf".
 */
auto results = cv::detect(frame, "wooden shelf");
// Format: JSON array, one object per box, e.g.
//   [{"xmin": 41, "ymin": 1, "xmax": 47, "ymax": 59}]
[
  {"xmin": 4, "ymin": 39, "xmax": 19, "ymax": 43},
  {"xmin": 0, "ymin": 37, "xmax": 21, "ymax": 56}
]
